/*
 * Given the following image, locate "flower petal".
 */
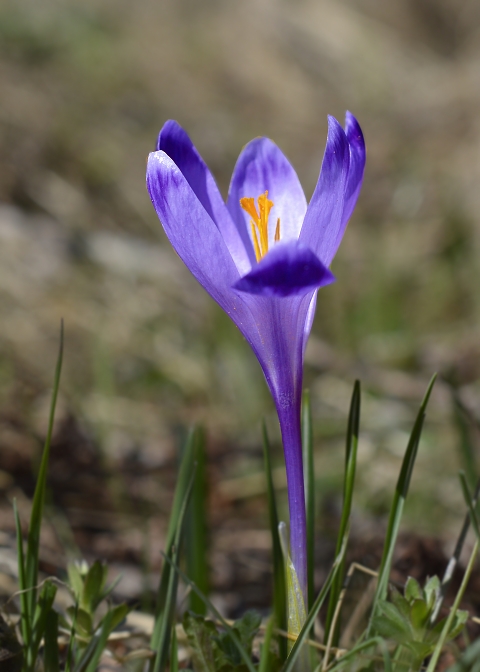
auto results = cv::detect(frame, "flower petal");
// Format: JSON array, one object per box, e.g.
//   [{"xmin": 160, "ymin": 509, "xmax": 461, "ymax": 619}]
[
  {"xmin": 227, "ymin": 138, "xmax": 307, "ymax": 262},
  {"xmin": 157, "ymin": 120, "xmax": 250, "ymax": 274},
  {"xmin": 233, "ymin": 241, "xmax": 334, "ymax": 297},
  {"xmin": 299, "ymin": 116, "xmax": 350, "ymax": 267},
  {"xmin": 147, "ymin": 150, "xmax": 242, "ymax": 310},
  {"xmin": 343, "ymin": 111, "xmax": 366, "ymax": 225}
]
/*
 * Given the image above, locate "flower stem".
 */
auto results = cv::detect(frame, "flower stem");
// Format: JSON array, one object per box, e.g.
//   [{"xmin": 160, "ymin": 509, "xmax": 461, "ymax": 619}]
[{"xmin": 277, "ymin": 394, "xmax": 308, "ymax": 606}]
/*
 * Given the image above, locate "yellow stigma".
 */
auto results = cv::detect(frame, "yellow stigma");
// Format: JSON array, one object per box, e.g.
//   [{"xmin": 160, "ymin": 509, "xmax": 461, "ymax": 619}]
[{"xmin": 240, "ymin": 191, "xmax": 281, "ymax": 262}]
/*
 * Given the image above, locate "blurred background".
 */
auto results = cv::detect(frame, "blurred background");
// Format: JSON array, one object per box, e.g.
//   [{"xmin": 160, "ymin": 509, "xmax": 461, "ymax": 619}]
[{"xmin": 1, "ymin": 0, "xmax": 480, "ymax": 614}]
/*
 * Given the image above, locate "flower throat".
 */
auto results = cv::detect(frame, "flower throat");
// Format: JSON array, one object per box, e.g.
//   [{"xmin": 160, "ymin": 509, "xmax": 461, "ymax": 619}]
[{"xmin": 240, "ymin": 191, "xmax": 280, "ymax": 262}]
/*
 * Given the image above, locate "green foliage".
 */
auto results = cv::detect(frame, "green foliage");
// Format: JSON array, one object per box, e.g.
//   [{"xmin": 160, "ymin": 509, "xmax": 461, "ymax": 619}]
[
  {"xmin": 59, "ymin": 559, "xmax": 129, "ymax": 670},
  {"xmin": 369, "ymin": 374, "xmax": 437, "ymax": 632},
  {"xmin": 149, "ymin": 428, "xmax": 198, "ymax": 672},
  {"xmin": 262, "ymin": 422, "xmax": 287, "ymax": 661},
  {"xmin": 186, "ymin": 427, "xmax": 209, "ymax": 615},
  {"xmin": 371, "ymin": 576, "xmax": 467, "ymax": 671},
  {"xmin": 324, "ymin": 380, "xmax": 361, "ymax": 648},
  {"xmin": 182, "ymin": 610, "xmax": 272, "ymax": 672}
]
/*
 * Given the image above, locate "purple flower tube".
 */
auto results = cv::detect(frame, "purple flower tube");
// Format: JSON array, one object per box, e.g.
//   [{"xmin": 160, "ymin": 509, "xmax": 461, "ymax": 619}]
[{"xmin": 146, "ymin": 114, "xmax": 365, "ymax": 606}]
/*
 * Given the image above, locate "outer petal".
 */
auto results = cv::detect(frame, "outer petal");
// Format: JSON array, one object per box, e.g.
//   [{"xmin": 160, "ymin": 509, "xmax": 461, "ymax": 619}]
[
  {"xmin": 343, "ymin": 112, "xmax": 366, "ymax": 225},
  {"xmin": 157, "ymin": 121, "xmax": 250, "ymax": 275},
  {"xmin": 299, "ymin": 116, "xmax": 350, "ymax": 267},
  {"xmin": 147, "ymin": 150, "xmax": 242, "ymax": 310},
  {"xmin": 233, "ymin": 241, "xmax": 334, "ymax": 297},
  {"xmin": 227, "ymin": 138, "xmax": 308, "ymax": 264}
]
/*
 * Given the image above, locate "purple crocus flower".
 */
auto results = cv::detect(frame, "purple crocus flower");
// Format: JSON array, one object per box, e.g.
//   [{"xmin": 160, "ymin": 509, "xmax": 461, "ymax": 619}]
[{"xmin": 147, "ymin": 114, "xmax": 365, "ymax": 606}]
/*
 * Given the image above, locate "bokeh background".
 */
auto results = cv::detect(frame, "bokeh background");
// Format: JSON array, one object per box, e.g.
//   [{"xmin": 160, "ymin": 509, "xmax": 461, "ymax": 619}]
[{"xmin": 1, "ymin": 0, "xmax": 480, "ymax": 614}]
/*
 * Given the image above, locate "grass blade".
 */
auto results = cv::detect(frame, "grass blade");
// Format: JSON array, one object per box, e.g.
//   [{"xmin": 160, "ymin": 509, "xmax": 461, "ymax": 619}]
[
  {"xmin": 368, "ymin": 374, "xmax": 436, "ymax": 633},
  {"xmin": 262, "ymin": 421, "xmax": 287, "ymax": 661},
  {"xmin": 43, "ymin": 608, "xmax": 60, "ymax": 672},
  {"xmin": 451, "ymin": 388, "xmax": 478, "ymax": 489},
  {"xmin": 14, "ymin": 498, "xmax": 30, "ymax": 648},
  {"xmin": 302, "ymin": 390, "xmax": 315, "ymax": 615},
  {"xmin": 426, "ymin": 536, "xmax": 478, "ymax": 672},
  {"xmin": 149, "ymin": 427, "xmax": 197, "ymax": 659},
  {"xmin": 431, "ymin": 475, "xmax": 480, "ymax": 622},
  {"xmin": 258, "ymin": 617, "xmax": 275, "ymax": 672},
  {"xmin": 150, "ymin": 438, "xmax": 197, "ymax": 672},
  {"xmin": 186, "ymin": 427, "xmax": 208, "ymax": 615},
  {"xmin": 324, "ymin": 380, "xmax": 361, "ymax": 648},
  {"xmin": 161, "ymin": 554, "xmax": 257, "ymax": 672}
]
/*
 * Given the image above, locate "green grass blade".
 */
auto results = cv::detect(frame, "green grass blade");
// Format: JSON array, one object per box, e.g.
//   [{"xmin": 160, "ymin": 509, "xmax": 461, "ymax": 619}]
[
  {"xmin": 324, "ymin": 380, "xmax": 361, "ymax": 647},
  {"xmin": 262, "ymin": 421, "xmax": 287, "ymax": 661},
  {"xmin": 161, "ymin": 554, "xmax": 257, "ymax": 672},
  {"xmin": 459, "ymin": 471, "xmax": 480, "ymax": 541},
  {"xmin": 451, "ymin": 389, "xmax": 478, "ymax": 489},
  {"xmin": 426, "ymin": 537, "xmax": 479, "ymax": 672},
  {"xmin": 170, "ymin": 624, "xmax": 179, "ymax": 672},
  {"xmin": 258, "ymin": 617, "xmax": 274, "ymax": 672},
  {"xmin": 74, "ymin": 610, "xmax": 115, "ymax": 672},
  {"xmin": 25, "ymin": 321, "xmax": 64, "ymax": 624},
  {"xmin": 302, "ymin": 390, "xmax": 315, "ymax": 615},
  {"xmin": 30, "ymin": 580, "xmax": 57, "ymax": 667},
  {"xmin": 327, "ymin": 636, "xmax": 392, "ymax": 672},
  {"xmin": 186, "ymin": 427, "xmax": 208, "ymax": 615},
  {"xmin": 14, "ymin": 498, "xmax": 30, "ymax": 649},
  {"xmin": 150, "ymin": 427, "xmax": 197, "ymax": 651},
  {"xmin": 280, "ymin": 535, "xmax": 348, "ymax": 672},
  {"xmin": 368, "ymin": 374, "xmax": 436, "ymax": 634},
  {"xmin": 43, "ymin": 608, "xmax": 60, "ymax": 672},
  {"xmin": 150, "ymin": 464, "xmax": 196, "ymax": 672},
  {"xmin": 431, "ymin": 475, "xmax": 480, "ymax": 623}
]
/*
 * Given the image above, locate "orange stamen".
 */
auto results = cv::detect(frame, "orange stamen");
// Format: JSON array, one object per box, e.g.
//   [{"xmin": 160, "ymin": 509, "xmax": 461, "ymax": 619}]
[{"xmin": 240, "ymin": 191, "xmax": 280, "ymax": 262}]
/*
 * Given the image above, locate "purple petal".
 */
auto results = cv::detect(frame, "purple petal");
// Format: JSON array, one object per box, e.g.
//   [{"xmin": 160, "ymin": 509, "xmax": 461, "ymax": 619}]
[
  {"xmin": 227, "ymin": 138, "xmax": 307, "ymax": 263},
  {"xmin": 233, "ymin": 241, "xmax": 334, "ymax": 297},
  {"xmin": 147, "ymin": 150, "xmax": 242, "ymax": 310},
  {"xmin": 299, "ymin": 116, "xmax": 350, "ymax": 267},
  {"xmin": 157, "ymin": 120, "xmax": 250, "ymax": 274},
  {"xmin": 343, "ymin": 111, "xmax": 366, "ymax": 225}
]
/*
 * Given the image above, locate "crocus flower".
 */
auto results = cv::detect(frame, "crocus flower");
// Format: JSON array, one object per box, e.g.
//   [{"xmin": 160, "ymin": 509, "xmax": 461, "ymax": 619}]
[{"xmin": 147, "ymin": 114, "xmax": 365, "ymax": 608}]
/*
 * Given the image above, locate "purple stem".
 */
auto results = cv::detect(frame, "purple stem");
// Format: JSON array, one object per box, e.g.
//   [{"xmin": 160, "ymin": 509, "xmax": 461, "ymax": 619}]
[{"xmin": 277, "ymin": 388, "xmax": 307, "ymax": 604}]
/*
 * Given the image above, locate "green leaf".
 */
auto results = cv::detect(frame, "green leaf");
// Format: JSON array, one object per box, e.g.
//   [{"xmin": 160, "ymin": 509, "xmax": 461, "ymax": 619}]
[
  {"xmin": 43, "ymin": 609, "xmax": 60, "ymax": 672},
  {"xmin": 30, "ymin": 580, "xmax": 58, "ymax": 664},
  {"xmin": 82, "ymin": 561, "xmax": 107, "ymax": 613},
  {"xmin": 234, "ymin": 610, "xmax": 261, "ymax": 652},
  {"xmin": 162, "ymin": 557, "xmax": 256, "ymax": 672},
  {"xmin": 410, "ymin": 599, "xmax": 430, "ymax": 632},
  {"xmin": 368, "ymin": 374, "xmax": 436, "ymax": 633},
  {"xmin": 67, "ymin": 607, "xmax": 92, "ymax": 636},
  {"xmin": 370, "ymin": 601, "xmax": 411, "ymax": 643},
  {"xmin": 262, "ymin": 421, "xmax": 287, "ymax": 661},
  {"xmin": 149, "ymin": 430, "xmax": 197, "ymax": 672},
  {"xmin": 424, "ymin": 576, "xmax": 440, "ymax": 611},
  {"xmin": 13, "ymin": 499, "xmax": 30, "ymax": 651},
  {"xmin": 25, "ymin": 322, "xmax": 64, "ymax": 630},
  {"xmin": 67, "ymin": 563, "xmax": 85, "ymax": 602},
  {"xmin": 324, "ymin": 380, "xmax": 360, "ymax": 648},
  {"xmin": 404, "ymin": 577, "xmax": 423, "ymax": 602},
  {"xmin": 170, "ymin": 624, "xmax": 179, "ymax": 672},
  {"xmin": 186, "ymin": 427, "xmax": 209, "ymax": 615},
  {"xmin": 182, "ymin": 612, "xmax": 217, "ymax": 672}
]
